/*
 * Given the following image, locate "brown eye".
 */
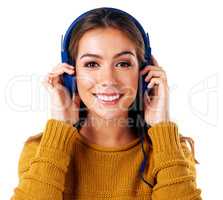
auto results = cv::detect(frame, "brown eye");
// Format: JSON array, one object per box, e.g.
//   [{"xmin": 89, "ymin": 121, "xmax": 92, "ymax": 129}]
[
  {"xmin": 84, "ymin": 62, "xmax": 99, "ymax": 68},
  {"xmin": 116, "ymin": 61, "xmax": 131, "ymax": 68}
]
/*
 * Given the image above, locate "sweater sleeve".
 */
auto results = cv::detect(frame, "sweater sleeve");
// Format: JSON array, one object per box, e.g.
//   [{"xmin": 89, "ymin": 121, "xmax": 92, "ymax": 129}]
[
  {"xmin": 11, "ymin": 119, "xmax": 78, "ymax": 200},
  {"xmin": 148, "ymin": 121, "xmax": 202, "ymax": 200}
]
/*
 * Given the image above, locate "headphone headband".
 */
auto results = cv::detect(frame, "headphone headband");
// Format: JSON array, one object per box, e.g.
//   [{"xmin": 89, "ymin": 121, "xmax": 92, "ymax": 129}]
[{"xmin": 61, "ymin": 7, "xmax": 151, "ymax": 67}]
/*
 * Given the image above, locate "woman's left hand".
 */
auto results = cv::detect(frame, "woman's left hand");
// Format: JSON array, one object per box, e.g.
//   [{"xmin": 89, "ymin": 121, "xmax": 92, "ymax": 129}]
[{"xmin": 140, "ymin": 55, "xmax": 170, "ymax": 127}]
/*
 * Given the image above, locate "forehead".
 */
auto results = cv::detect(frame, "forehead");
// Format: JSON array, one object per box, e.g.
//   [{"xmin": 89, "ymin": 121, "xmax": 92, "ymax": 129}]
[{"xmin": 77, "ymin": 27, "xmax": 136, "ymax": 56}]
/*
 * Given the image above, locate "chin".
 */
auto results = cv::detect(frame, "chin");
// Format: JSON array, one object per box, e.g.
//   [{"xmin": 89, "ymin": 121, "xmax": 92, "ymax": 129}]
[{"xmin": 93, "ymin": 109, "xmax": 128, "ymax": 121}]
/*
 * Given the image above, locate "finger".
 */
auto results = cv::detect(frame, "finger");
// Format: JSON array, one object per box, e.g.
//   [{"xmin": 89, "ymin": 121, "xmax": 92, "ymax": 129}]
[
  {"xmin": 46, "ymin": 72, "xmax": 62, "ymax": 85},
  {"xmin": 140, "ymin": 65, "xmax": 164, "ymax": 76},
  {"xmin": 147, "ymin": 78, "xmax": 161, "ymax": 89},
  {"xmin": 47, "ymin": 72, "xmax": 73, "ymax": 85},
  {"xmin": 45, "ymin": 64, "xmax": 75, "ymax": 87},
  {"xmin": 47, "ymin": 67, "xmax": 74, "ymax": 86},
  {"xmin": 145, "ymin": 71, "xmax": 167, "ymax": 82},
  {"xmin": 42, "ymin": 77, "xmax": 53, "ymax": 91},
  {"xmin": 42, "ymin": 74, "xmax": 53, "ymax": 85},
  {"xmin": 52, "ymin": 62, "xmax": 75, "ymax": 70},
  {"xmin": 151, "ymin": 55, "xmax": 159, "ymax": 66},
  {"xmin": 52, "ymin": 66, "xmax": 75, "ymax": 75},
  {"xmin": 48, "ymin": 72, "xmax": 71, "ymax": 78},
  {"xmin": 144, "ymin": 86, "xmax": 151, "ymax": 102},
  {"xmin": 61, "ymin": 62, "xmax": 75, "ymax": 69}
]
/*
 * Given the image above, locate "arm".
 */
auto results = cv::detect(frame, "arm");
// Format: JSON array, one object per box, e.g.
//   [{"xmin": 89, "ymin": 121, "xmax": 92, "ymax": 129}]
[
  {"xmin": 148, "ymin": 121, "xmax": 202, "ymax": 200},
  {"xmin": 11, "ymin": 119, "xmax": 78, "ymax": 200}
]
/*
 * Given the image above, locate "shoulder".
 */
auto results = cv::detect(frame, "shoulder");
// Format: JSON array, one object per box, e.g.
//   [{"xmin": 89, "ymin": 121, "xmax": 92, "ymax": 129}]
[{"xmin": 18, "ymin": 132, "xmax": 43, "ymax": 175}]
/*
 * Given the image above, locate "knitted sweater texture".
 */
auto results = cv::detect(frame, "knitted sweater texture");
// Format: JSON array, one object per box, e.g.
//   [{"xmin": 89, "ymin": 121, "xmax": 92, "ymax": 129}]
[{"xmin": 11, "ymin": 119, "xmax": 202, "ymax": 199}]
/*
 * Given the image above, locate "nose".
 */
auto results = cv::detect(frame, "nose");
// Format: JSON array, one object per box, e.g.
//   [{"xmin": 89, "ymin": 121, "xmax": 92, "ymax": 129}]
[{"xmin": 100, "ymin": 67, "xmax": 118, "ymax": 87}]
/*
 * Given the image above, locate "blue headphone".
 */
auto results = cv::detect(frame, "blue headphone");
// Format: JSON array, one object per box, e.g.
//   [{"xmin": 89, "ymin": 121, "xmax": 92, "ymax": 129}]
[{"xmin": 61, "ymin": 7, "xmax": 152, "ymax": 98}]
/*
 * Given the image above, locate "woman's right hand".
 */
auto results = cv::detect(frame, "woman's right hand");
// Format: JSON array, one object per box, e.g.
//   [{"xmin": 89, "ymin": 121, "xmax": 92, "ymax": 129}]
[{"xmin": 42, "ymin": 63, "xmax": 81, "ymax": 125}]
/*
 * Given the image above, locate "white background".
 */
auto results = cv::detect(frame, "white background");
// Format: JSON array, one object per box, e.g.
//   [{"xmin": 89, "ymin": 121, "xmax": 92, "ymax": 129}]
[{"xmin": 0, "ymin": 0, "xmax": 222, "ymax": 199}]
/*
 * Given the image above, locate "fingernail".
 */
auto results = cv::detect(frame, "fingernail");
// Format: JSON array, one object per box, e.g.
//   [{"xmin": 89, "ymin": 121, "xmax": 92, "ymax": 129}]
[{"xmin": 147, "ymin": 83, "xmax": 152, "ymax": 88}]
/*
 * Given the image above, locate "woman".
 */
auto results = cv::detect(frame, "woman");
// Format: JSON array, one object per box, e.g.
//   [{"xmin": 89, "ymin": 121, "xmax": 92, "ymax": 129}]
[{"xmin": 11, "ymin": 7, "xmax": 202, "ymax": 199}]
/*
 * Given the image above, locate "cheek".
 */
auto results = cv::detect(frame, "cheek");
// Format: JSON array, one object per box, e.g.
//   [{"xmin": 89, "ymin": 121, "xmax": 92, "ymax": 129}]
[
  {"xmin": 121, "ymin": 73, "xmax": 138, "ymax": 96},
  {"xmin": 76, "ymin": 71, "xmax": 96, "ymax": 98},
  {"xmin": 117, "ymin": 72, "xmax": 138, "ymax": 110}
]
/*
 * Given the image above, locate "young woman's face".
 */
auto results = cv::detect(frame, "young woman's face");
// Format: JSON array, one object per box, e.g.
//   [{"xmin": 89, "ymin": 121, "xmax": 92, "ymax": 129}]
[{"xmin": 76, "ymin": 27, "xmax": 139, "ymax": 120}]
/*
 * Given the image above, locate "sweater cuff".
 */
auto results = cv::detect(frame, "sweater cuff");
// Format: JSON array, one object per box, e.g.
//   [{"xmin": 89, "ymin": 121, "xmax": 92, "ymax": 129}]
[
  {"xmin": 148, "ymin": 121, "xmax": 186, "ymax": 166},
  {"xmin": 148, "ymin": 121, "xmax": 182, "ymax": 153},
  {"xmin": 39, "ymin": 119, "xmax": 78, "ymax": 154}
]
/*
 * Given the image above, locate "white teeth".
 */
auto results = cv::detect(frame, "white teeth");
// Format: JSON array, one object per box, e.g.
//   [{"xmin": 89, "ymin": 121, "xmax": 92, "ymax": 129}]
[{"xmin": 96, "ymin": 94, "xmax": 120, "ymax": 101}]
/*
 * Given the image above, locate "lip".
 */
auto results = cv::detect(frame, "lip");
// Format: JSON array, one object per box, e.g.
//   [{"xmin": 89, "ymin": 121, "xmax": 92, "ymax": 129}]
[
  {"xmin": 93, "ymin": 93, "xmax": 123, "ymax": 106},
  {"xmin": 93, "ymin": 93, "xmax": 123, "ymax": 96}
]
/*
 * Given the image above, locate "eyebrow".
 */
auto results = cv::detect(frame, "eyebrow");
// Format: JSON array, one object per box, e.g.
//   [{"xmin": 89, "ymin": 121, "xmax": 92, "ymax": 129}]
[{"xmin": 79, "ymin": 51, "xmax": 135, "ymax": 60}]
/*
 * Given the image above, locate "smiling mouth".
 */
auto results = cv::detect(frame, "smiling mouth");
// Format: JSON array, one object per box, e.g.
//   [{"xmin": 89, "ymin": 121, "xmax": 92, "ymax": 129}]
[{"xmin": 92, "ymin": 93, "xmax": 124, "ymax": 103}]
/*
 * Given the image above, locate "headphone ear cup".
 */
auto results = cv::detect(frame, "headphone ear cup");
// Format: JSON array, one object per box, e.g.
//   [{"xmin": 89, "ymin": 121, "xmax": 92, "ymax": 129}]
[
  {"xmin": 130, "ymin": 73, "xmax": 144, "ymax": 113},
  {"xmin": 62, "ymin": 73, "xmax": 75, "ymax": 98}
]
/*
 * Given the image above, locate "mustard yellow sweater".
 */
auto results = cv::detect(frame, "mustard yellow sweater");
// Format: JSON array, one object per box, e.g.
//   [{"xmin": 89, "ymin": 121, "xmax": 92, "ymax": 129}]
[{"xmin": 11, "ymin": 119, "xmax": 202, "ymax": 199}]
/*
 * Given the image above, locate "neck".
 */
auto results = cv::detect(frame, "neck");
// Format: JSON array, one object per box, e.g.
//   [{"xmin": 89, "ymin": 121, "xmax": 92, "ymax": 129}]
[{"xmin": 79, "ymin": 111, "xmax": 138, "ymax": 148}]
